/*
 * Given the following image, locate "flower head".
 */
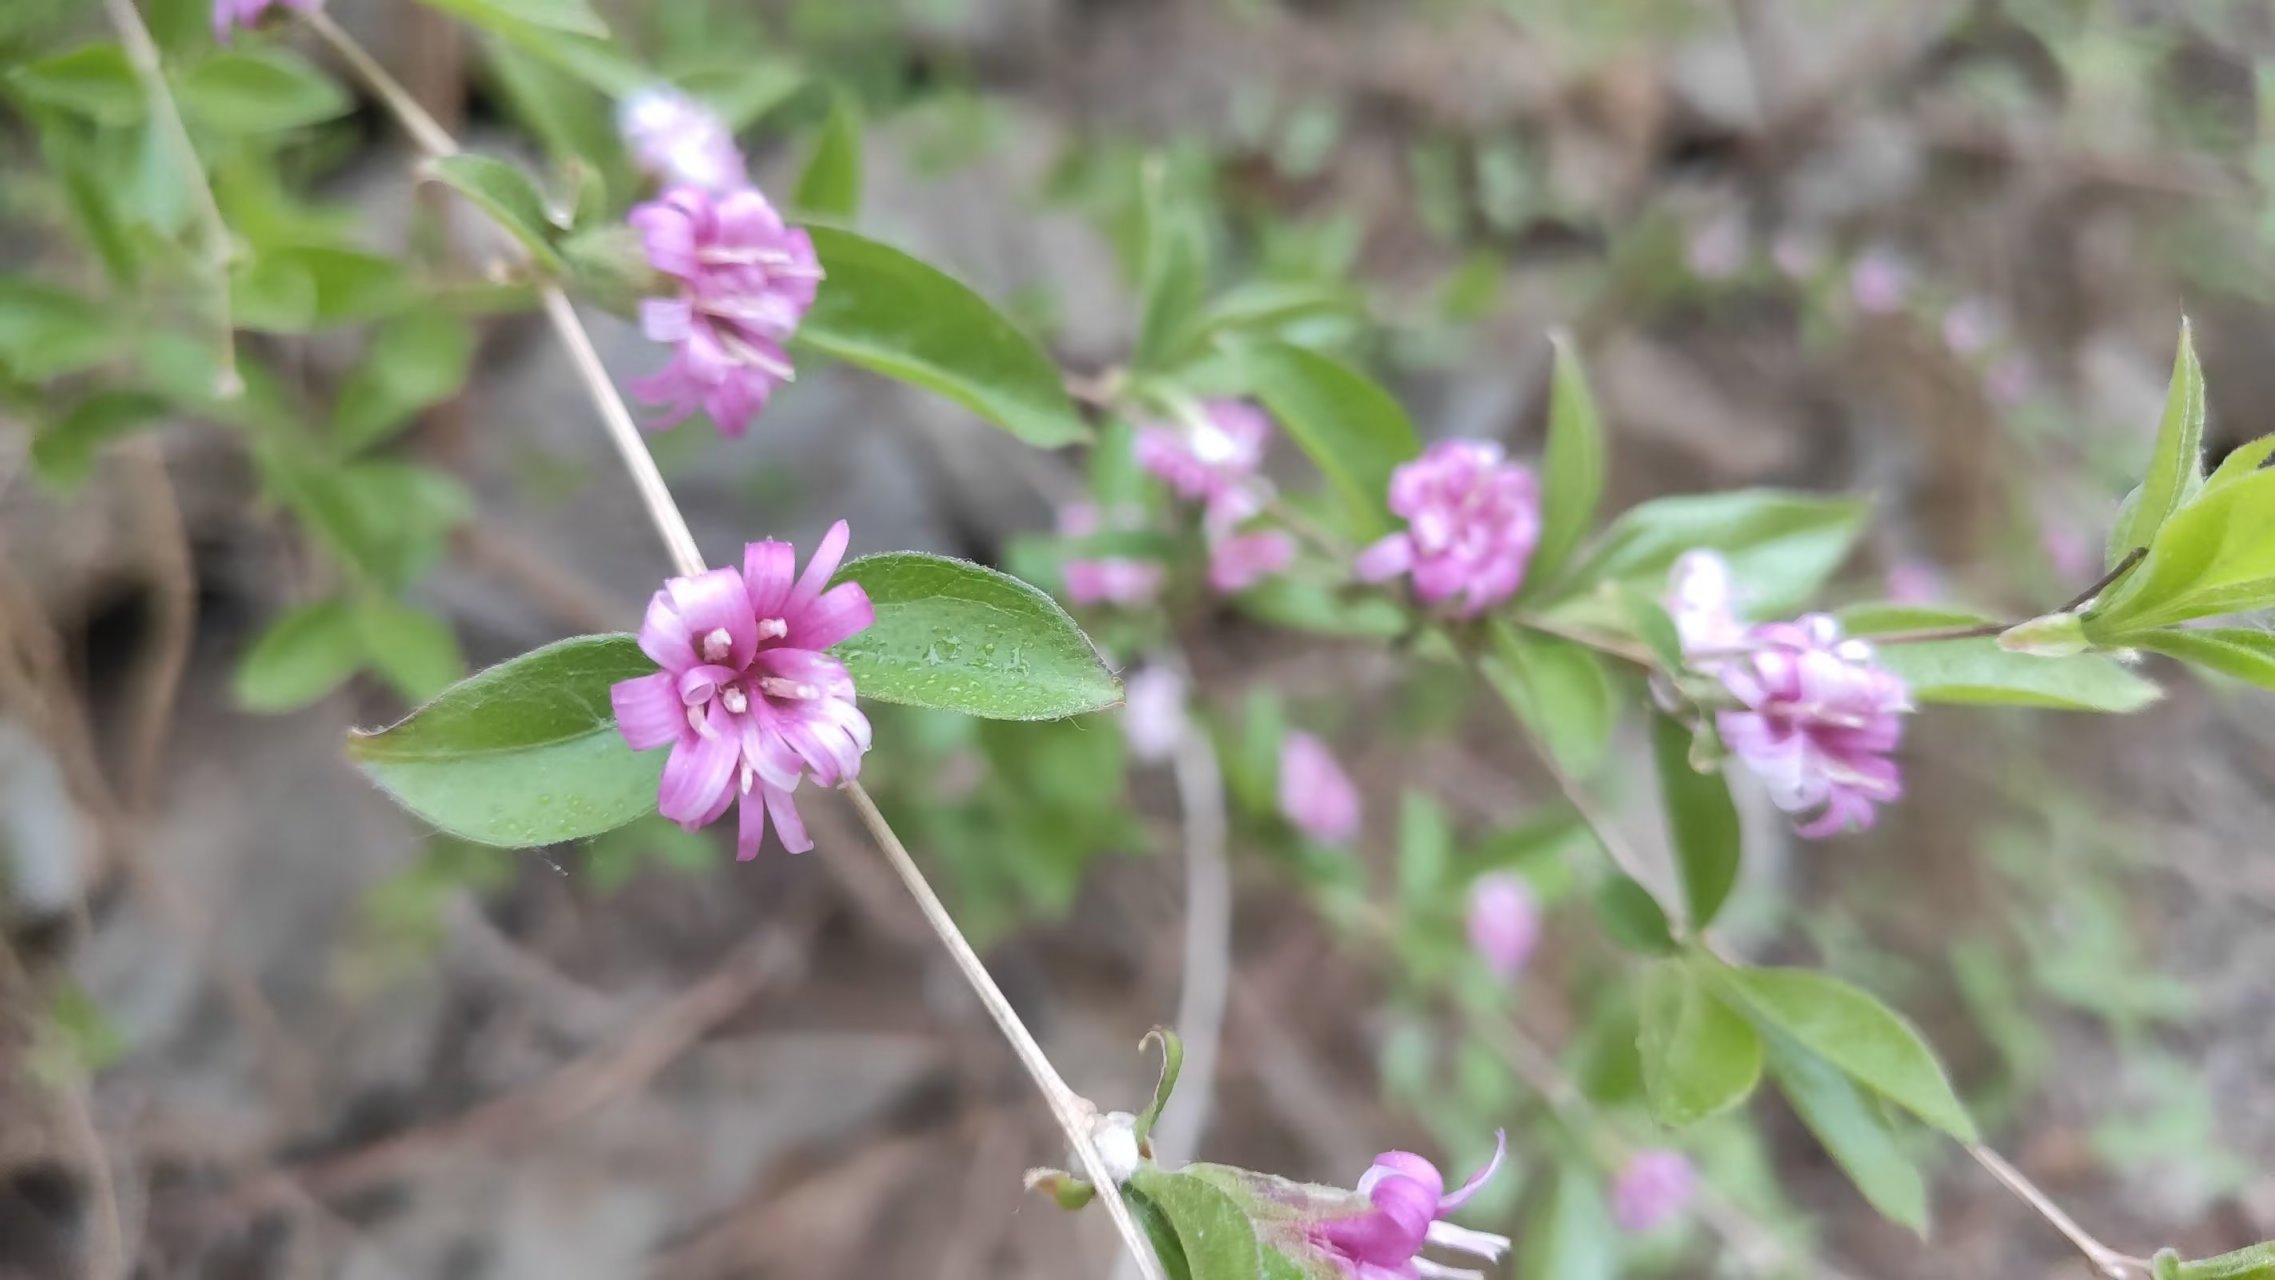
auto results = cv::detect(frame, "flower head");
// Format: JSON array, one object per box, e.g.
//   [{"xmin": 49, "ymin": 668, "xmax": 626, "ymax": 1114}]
[
  {"xmin": 1202, "ymin": 488, "xmax": 1294, "ymax": 594},
  {"xmin": 1355, "ymin": 440, "xmax": 1540, "ymax": 616},
  {"xmin": 1307, "ymin": 1135, "xmax": 1511, "ymax": 1280},
  {"xmin": 630, "ymin": 186, "xmax": 822, "ymax": 438},
  {"xmin": 1466, "ymin": 873, "xmax": 1540, "ymax": 981},
  {"xmin": 1057, "ymin": 501, "xmax": 1164, "ymax": 608},
  {"xmin": 1611, "ymin": 1150, "xmax": 1697, "ymax": 1233},
  {"xmin": 1849, "ymin": 248, "xmax": 1911, "ymax": 314},
  {"xmin": 1280, "ymin": 731, "xmax": 1361, "ymax": 844},
  {"xmin": 620, "ymin": 88, "xmax": 746, "ymax": 194},
  {"xmin": 610, "ymin": 521, "xmax": 874, "ymax": 859},
  {"xmin": 1136, "ymin": 401, "xmax": 1272, "ymax": 503},
  {"xmin": 212, "ymin": 0, "xmax": 317, "ymax": 40}
]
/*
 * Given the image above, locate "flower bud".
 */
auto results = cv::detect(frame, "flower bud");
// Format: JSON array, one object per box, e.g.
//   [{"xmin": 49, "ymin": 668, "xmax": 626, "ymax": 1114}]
[{"xmin": 1998, "ymin": 611, "xmax": 2088, "ymax": 657}]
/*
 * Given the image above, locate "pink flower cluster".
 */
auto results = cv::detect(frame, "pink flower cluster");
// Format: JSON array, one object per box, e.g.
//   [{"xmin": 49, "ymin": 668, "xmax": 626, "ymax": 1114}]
[
  {"xmin": 1465, "ymin": 873, "xmax": 1540, "ymax": 981},
  {"xmin": 1057, "ymin": 502, "xmax": 1165, "ymax": 608},
  {"xmin": 211, "ymin": 0, "xmax": 317, "ymax": 40},
  {"xmin": 1134, "ymin": 401, "xmax": 1294, "ymax": 596},
  {"xmin": 620, "ymin": 88, "xmax": 746, "ymax": 194},
  {"xmin": 1611, "ymin": 1149, "xmax": 1697, "ymax": 1233},
  {"xmin": 1672, "ymin": 552, "xmax": 1911, "ymax": 838},
  {"xmin": 631, "ymin": 187, "xmax": 822, "ymax": 439},
  {"xmin": 1356, "ymin": 441, "xmax": 1540, "ymax": 617},
  {"xmin": 1306, "ymin": 1136, "xmax": 1511, "ymax": 1280},
  {"xmin": 611, "ymin": 522, "xmax": 873, "ymax": 859}
]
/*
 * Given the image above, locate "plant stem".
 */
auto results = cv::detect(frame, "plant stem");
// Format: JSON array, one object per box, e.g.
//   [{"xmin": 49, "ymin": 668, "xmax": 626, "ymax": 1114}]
[
  {"xmin": 1966, "ymin": 1144, "xmax": 2153, "ymax": 1279},
  {"xmin": 103, "ymin": 0, "xmax": 240, "ymax": 397},
  {"xmin": 315, "ymin": 17, "xmax": 1166, "ymax": 1275},
  {"xmin": 1869, "ymin": 547, "xmax": 2150, "ymax": 647}
]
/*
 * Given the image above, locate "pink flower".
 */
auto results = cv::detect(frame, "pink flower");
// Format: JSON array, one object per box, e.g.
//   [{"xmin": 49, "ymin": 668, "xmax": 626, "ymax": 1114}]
[
  {"xmin": 1058, "ymin": 501, "xmax": 1164, "ymax": 608},
  {"xmin": 1849, "ymin": 248, "xmax": 1911, "ymax": 314},
  {"xmin": 1307, "ymin": 1135, "xmax": 1511, "ymax": 1280},
  {"xmin": 1883, "ymin": 558, "xmax": 1942, "ymax": 604},
  {"xmin": 1465, "ymin": 873, "xmax": 1540, "ymax": 981},
  {"xmin": 1120, "ymin": 666, "xmax": 1188, "ymax": 763},
  {"xmin": 610, "ymin": 521, "xmax": 874, "ymax": 859},
  {"xmin": 1686, "ymin": 214, "xmax": 1748, "ymax": 281},
  {"xmin": 1611, "ymin": 1150, "xmax": 1697, "ymax": 1233},
  {"xmin": 1667, "ymin": 549, "xmax": 1745, "ymax": 653},
  {"xmin": 1280, "ymin": 731, "xmax": 1360, "ymax": 844},
  {"xmin": 1208, "ymin": 529, "xmax": 1295, "ymax": 593},
  {"xmin": 1771, "ymin": 230, "xmax": 1823, "ymax": 280},
  {"xmin": 212, "ymin": 0, "xmax": 317, "ymax": 39},
  {"xmin": 1356, "ymin": 441, "xmax": 1540, "ymax": 617},
  {"xmin": 1714, "ymin": 614, "xmax": 1911, "ymax": 839},
  {"xmin": 1136, "ymin": 401, "xmax": 1272, "ymax": 503},
  {"xmin": 2039, "ymin": 518, "xmax": 2095, "ymax": 581},
  {"xmin": 1986, "ymin": 355, "xmax": 2036, "ymax": 408},
  {"xmin": 1941, "ymin": 298, "xmax": 2001, "ymax": 356},
  {"xmin": 620, "ymin": 88, "xmax": 746, "ymax": 194},
  {"xmin": 630, "ymin": 186, "xmax": 822, "ymax": 438}
]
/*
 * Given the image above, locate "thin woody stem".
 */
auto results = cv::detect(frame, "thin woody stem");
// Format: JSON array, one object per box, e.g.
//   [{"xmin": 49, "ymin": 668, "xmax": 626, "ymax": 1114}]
[
  {"xmin": 104, "ymin": 0, "xmax": 240, "ymax": 397},
  {"xmin": 1966, "ymin": 1144, "xmax": 2153, "ymax": 1279},
  {"xmin": 1869, "ymin": 547, "xmax": 2149, "ymax": 647},
  {"xmin": 317, "ymin": 17, "xmax": 1165, "ymax": 1277}
]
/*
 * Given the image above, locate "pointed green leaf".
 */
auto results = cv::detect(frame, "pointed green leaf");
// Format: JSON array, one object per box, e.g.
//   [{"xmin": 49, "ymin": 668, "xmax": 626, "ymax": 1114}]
[
  {"xmin": 793, "ymin": 92, "xmax": 863, "ymax": 221},
  {"xmin": 830, "ymin": 552, "xmax": 1121, "ymax": 720},
  {"xmin": 1482, "ymin": 623, "xmax": 1616, "ymax": 780},
  {"xmin": 1639, "ymin": 959, "xmax": 1763, "ymax": 1127},
  {"xmin": 2093, "ymin": 468, "xmax": 2275, "ymax": 630},
  {"xmin": 1593, "ymin": 873, "xmax": 1676, "ymax": 956},
  {"xmin": 424, "ymin": 153, "xmax": 563, "ymax": 270},
  {"xmin": 1530, "ymin": 332, "xmax": 1605, "ymax": 588},
  {"xmin": 2131, "ymin": 627, "xmax": 2275, "ymax": 692},
  {"xmin": 1555, "ymin": 489, "xmax": 1865, "ymax": 617},
  {"xmin": 1716, "ymin": 965, "xmax": 1977, "ymax": 1141},
  {"xmin": 2208, "ymin": 436, "xmax": 2275, "ymax": 490},
  {"xmin": 1872, "ymin": 638, "xmax": 2162, "ymax": 712},
  {"xmin": 31, "ymin": 391, "xmax": 170, "ymax": 491},
  {"xmin": 9, "ymin": 44, "xmax": 143, "ymax": 125},
  {"xmin": 1135, "ymin": 1026, "xmax": 1185, "ymax": 1145},
  {"xmin": 1650, "ymin": 712, "xmax": 1740, "ymax": 930},
  {"xmin": 798, "ymin": 226, "xmax": 1087, "ymax": 447},
  {"xmin": 1763, "ymin": 1033, "xmax": 1930, "ymax": 1234},
  {"xmin": 354, "ymin": 597, "xmax": 465, "ymax": 704},
  {"xmin": 1236, "ymin": 342, "xmax": 1420, "ymax": 540},
  {"xmin": 2112, "ymin": 318, "xmax": 2206, "ymax": 563},
  {"xmin": 1517, "ymin": 1165, "xmax": 1617, "ymax": 1280},
  {"xmin": 348, "ymin": 633, "xmax": 662, "ymax": 847},
  {"xmin": 1133, "ymin": 156, "xmax": 1211, "ymax": 372},
  {"xmin": 1127, "ymin": 1168, "xmax": 1263, "ymax": 1280},
  {"xmin": 334, "ymin": 309, "xmax": 478, "ymax": 453},
  {"xmin": 236, "ymin": 599, "xmax": 366, "ymax": 712},
  {"xmin": 177, "ymin": 48, "xmax": 350, "ymax": 133}
]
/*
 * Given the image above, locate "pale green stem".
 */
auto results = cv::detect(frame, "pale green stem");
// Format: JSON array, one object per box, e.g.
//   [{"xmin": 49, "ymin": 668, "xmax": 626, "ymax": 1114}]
[{"xmin": 313, "ymin": 16, "xmax": 1165, "ymax": 1276}]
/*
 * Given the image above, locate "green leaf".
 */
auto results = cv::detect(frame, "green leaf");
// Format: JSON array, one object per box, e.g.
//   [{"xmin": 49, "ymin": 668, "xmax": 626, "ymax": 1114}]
[
  {"xmin": 1517, "ymin": 1165, "xmax": 1617, "ymax": 1280},
  {"xmin": 793, "ymin": 91, "xmax": 863, "ymax": 221},
  {"xmin": 1135, "ymin": 1026, "xmax": 1185, "ymax": 1146},
  {"xmin": 1763, "ymin": 1032, "xmax": 1930, "ymax": 1233},
  {"xmin": 677, "ymin": 59, "xmax": 808, "ymax": 130},
  {"xmin": 1482, "ymin": 623, "xmax": 1616, "ymax": 780},
  {"xmin": 1638, "ymin": 958, "xmax": 1763, "ymax": 1126},
  {"xmin": 31, "ymin": 391, "xmax": 169, "ymax": 491},
  {"xmin": 2155, "ymin": 1243, "xmax": 2275, "ymax": 1280},
  {"xmin": 177, "ymin": 48, "xmax": 349, "ymax": 133},
  {"xmin": 2092, "ymin": 468, "xmax": 2275, "ymax": 630},
  {"xmin": 354, "ymin": 597, "xmax": 464, "ymax": 704},
  {"xmin": 1236, "ymin": 342, "xmax": 1420, "ymax": 540},
  {"xmin": 2131, "ymin": 627, "xmax": 2275, "ymax": 692},
  {"xmin": 1396, "ymin": 790, "xmax": 1452, "ymax": 907},
  {"xmin": 348, "ymin": 633, "xmax": 663, "ymax": 847},
  {"xmin": 423, "ymin": 153, "xmax": 563, "ymax": 270},
  {"xmin": 1530, "ymin": 331, "xmax": 1606, "ymax": 588},
  {"xmin": 334, "ymin": 310, "xmax": 478, "ymax": 452},
  {"xmin": 829, "ymin": 552, "xmax": 1122, "ymax": 720},
  {"xmin": 1593, "ymin": 873, "xmax": 1677, "ymax": 955},
  {"xmin": 0, "ymin": 278, "xmax": 116, "ymax": 380},
  {"xmin": 1715, "ymin": 965, "xmax": 1978, "ymax": 1141},
  {"xmin": 282, "ymin": 459, "xmax": 471, "ymax": 588},
  {"xmin": 235, "ymin": 600, "xmax": 366, "ymax": 712},
  {"xmin": 1872, "ymin": 636, "xmax": 2161, "ymax": 712},
  {"xmin": 1232, "ymin": 578, "xmax": 1409, "ymax": 639},
  {"xmin": 9, "ymin": 44, "xmax": 143, "ymax": 125},
  {"xmin": 2207, "ymin": 436, "xmax": 2275, "ymax": 490},
  {"xmin": 1127, "ymin": 1168, "xmax": 1262, "ymax": 1280},
  {"xmin": 1650, "ymin": 712, "xmax": 1741, "ymax": 930},
  {"xmin": 416, "ymin": 0, "xmax": 607, "ymax": 37},
  {"xmin": 230, "ymin": 245, "xmax": 410, "ymax": 331},
  {"xmin": 1133, "ymin": 157, "xmax": 1211, "ymax": 372},
  {"xmin": 2111, "ymin": 318, "xmax": 2206, "ymax": 564},
  {"xmin": 1556, "ymin": 489, "xmax": 1866, "ymax": 617},
  {"xmin": 798, "ymin": 226, "xmax": 1087, "ymax": 447}
]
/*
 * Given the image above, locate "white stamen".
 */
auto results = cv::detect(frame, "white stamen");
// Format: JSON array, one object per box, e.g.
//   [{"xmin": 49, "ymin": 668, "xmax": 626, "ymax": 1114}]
[
  {"xmin": 738, "ymin": 761, "xmax": 756, "ymax": 795},
  {"xmin": 721, "ymin": 685, "xmax": 749, "ymax": 714},
  {"xmin": 760, "ymin": 676, "xmax": 819, "ymax": 700},
  {"xmin": 1425, "ymin": 1221, "xmax": 1512, "ymax": 1261},
  {"xmin": 687, "ymin": 704, "xmax": 715, "ymax": 738},
  {"xmin": 757, "ymin": 617, "xmax": 789, "ymax": 640},
  {"xmin": 701, "ymin": 626, "xmax": 734, "ymax": 663},
  {"xmin": 1410, "ymin": 1262, "xmax": 1485, "ymax": 1280}
]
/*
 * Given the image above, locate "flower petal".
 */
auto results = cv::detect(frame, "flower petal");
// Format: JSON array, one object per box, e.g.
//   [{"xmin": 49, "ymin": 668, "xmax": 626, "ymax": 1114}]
[
  {"xmin": 789, "ymin": 519, "xmax": 852, "ymax": 612},
  {"xmin": 735, "ymin": 787, "xmax": 769, "ymax": 861},
  {"xmin": 611, "ymin": 672, "xmax": 684, "ymax": 751},
  {"xmin": 658, "ymin": 726, "xmax": 738, "ymax": 826},
  {"xmin": 1436, "ymin": 1130, "xmax": 1507, "ymax": 1212},
  {"xmin": 1353, "ymin": 533, "xmax": 1413, "ymax": 583},
  {"xmin": 743, "ymin": 540, "xmax": 798, "ymax": 620},
  {"xmin": 793, "ymin": 581, "xmax": 874, "ymax": 651},
  {"xmin": 666, "ymin": 567, "xmax": 759, "ymax": 668},
  {"xmin": 764, "ymin": 783, "xmax": 812, "ymax": 853},
  {"xmin": 637, "ymin": 589, "xmax": 695, "ymax": 670}
]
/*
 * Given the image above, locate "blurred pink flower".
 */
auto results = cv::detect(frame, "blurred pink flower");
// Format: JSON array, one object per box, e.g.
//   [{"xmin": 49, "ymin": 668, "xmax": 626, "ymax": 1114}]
[
  {"xmin": 1986, "ymin": 355, "xmax": 2036, "ymax": 408},
  {"xmin": 1057, "ymin": 502, "xmax": 1164, "ymax": 608},
  {"xmin": 610, "ymin": 522, "xmax": 874, "ymax": 859},
  {"xmin": 1354, "ymin": 440, "xmax": 1540, "ymax": 616},
  {"xmin": 620, "ymin": 88, "xmax": 746, "ymax": 194},
  {"xmin": 1686, "ymin": 214, "xmax": 1749, "ymax": 281},
  {"xmin": 1208, "ymin": 529, "xmax": 1295, "ymax": 593},
  {"xmin": 1611, "ymin": 1149, "xmax": 1697, "ymax": 1233},
  {"xmin": 1668, "ymin": 549, "xmax": 1746, "ymax": 652},
  {"xmin": 1136, "ymin": 401, "xmax": 1273, "ymax": 503},
  {"xmin": 1280, "ymin": 731, "xmax": 1361, "ymax": 844},
  {"xmin": 212, "ymin": 0, "xmax": 317, "ymax": 39},
  {"xmin": 2039, "ymin": 518, "xmax": 2096, "ymax": 582},
  {"xmin": 1849, "ymin": 248, "xmax": 1911, "ymax": 314},
  {"xmin": 1465, "ymin": 873, "xmax": 1540, "ymax": 981},
  {"xmin": 1941, "ymin": 298, "xmax": 2002, "ymax": 356},
  {"xmin": 1883, "ymin": 558, "xmax": 1943, "ymax": 604},
  {"xmin": 1120, "ymin": 666, "xmax": 1188, "ymax": 763},
  {"xmin": 1771, "ymin": 230, "xmax": 1823, "ymax": 280},
  {"xmin": 1307, "ymin": 1135, "xmax": 1511, "ymax": 1280},
  {"xmin": 631, "ymin": 186, "xmax": 822, "ymax": 438},
  {"xmin": 1716, "ymin": 614, "xmax": 1911, "ymax": 838}
]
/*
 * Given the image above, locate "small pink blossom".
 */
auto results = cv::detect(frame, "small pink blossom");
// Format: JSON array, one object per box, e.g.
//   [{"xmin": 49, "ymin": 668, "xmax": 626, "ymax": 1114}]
[
  {"xmin": 1986, "ymin": 355, "xmax": 2036, "ymax": 408},
  {"xmin": 1611, "ymin": 1150, "xmax": 1697, "ymax": 1233},
  {"xmin": 1120, "ymin": 666, "xmax": 1188, "ymax": 764},
  {"xmin": 1136, "ymin": 401, "xmax": 1272, "ymax": 503},
  {"xmin": 1465, "ymin": 873, "xmax": 1540, "ymax": 981},
  {"xmin": 1208, "ymin": 529, "xmax": 1295, "ymax": 593},
  {"xmin": 212, "ymin": 0, "xmax": 317, "ymax": 39},
  {"xmin": 1849, "ymin": 248, "xmax": 1911, "ymax": 314},
  {"xmin": 620, "ymin": 88, "xmax": 746, "ymax": 193},
  {"xmin": 1686, "ymin": 214, "xmax": 1749, "ymax": 281},
  {"xmin": 1668, "ymin": 549, "xmax": 1746, "ymax": 653},
  {"xmin": 631, "ymin": 186, "xmax": 822, "ymax": 438},
  {"xmin": 1307, "ymin": 1135, "xmax": 1511, "ymax": 1280},
  {"xmin": 1057, "ymin": 501, "xmax": 1164, "ymax": 608},
  {"xmin": 1941, "ymin": 298, "xmax": 2002, "ymax": 356},
  {"xmin": 610, "ymin": 521, "xmax": 874, "ymax": 859},
  {"xmin": 1280, "ymin": 731, "xmax": 1361, "ymax": 844},
  {"xmin": 1883, "ymin": 558, "xmax": 1943, "ymax": 605},
  {"xmin": 1355, "ymin": 440, "xmax": 1540, "ymax": 616},
  {"xmin": 1771, "ymin": 230, "xmax": 1823, "ymax": 280}
]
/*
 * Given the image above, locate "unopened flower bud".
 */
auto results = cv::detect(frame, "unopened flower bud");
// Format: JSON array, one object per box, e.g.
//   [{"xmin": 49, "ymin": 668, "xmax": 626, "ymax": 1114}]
[{"xmin": 1998, "ymin": 612, "xmax": 2088, "ymax": 657}]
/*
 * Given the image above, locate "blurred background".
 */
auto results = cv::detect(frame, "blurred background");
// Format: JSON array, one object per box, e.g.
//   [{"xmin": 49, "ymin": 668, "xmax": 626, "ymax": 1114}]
[{"xmin": 4, "ymin": 0, "xmax": 2275, "ymax": 1276}]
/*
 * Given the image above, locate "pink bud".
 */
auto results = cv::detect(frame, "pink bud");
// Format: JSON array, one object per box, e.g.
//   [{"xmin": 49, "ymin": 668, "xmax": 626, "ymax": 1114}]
[
  {"xmin": 1849, "ymin": 249, "xmax": 1910, "ymax": 314},
  {"xmin": 1465, "ymin": 873, "xmax": 1540, "ymax": 980},
  {"xmin": 1279, "ymin": 732, "xmax": 1361, "ymax": 844},
  {"xmin": 1611, "ymin": 1149, "xmax": 1697, "ymax": 1233},
  {"xmin": 1121, "ymin": 667, "xmax": 1187, "ymax": 764}
]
